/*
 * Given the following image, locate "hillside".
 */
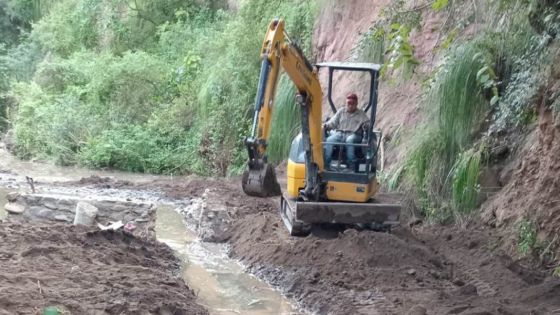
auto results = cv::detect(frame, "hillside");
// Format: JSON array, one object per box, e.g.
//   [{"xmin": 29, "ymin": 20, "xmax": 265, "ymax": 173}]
[{"xmin": 1, "ymin": 0, "xmax": 560, "ymax": 314}]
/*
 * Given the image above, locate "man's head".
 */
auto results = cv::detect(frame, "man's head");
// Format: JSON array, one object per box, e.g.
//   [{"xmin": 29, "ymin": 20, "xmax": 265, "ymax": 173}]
[{"xmin": 346, "ymin": 93, "xmax": 358, "ymax": 113}]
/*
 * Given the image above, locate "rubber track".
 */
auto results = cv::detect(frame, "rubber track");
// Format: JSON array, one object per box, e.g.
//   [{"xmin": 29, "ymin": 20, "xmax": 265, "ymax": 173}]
[{"xmin": 451, "ymin": 261, "xmax": 498, "ymax": 297}]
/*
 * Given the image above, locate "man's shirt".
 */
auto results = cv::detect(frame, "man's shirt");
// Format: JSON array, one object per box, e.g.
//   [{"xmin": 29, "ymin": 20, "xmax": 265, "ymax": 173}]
[{"xmin": 325, "ymin": 107, "xmax": 369, "ymax": 133}]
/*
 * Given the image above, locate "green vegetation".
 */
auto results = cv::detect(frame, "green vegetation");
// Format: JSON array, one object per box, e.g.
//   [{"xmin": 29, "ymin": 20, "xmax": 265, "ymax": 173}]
[
  {"xmin": 355, "ymin": 0, "xmax": 422, "ymax": 78},
  {"xmin": 383, "ymin": 23, "xmax": 419, "ymax": 79},
  {"xmin": 267, "ymin": 76, "xmax": 301, "ymax": 163},
  {"xmin": 406, "ymin": 40, "xmax": 488, "ymax": 221},
  {"xmin": 450, "ymin": 149, "xmax": 481, "ymax": 216},
  {"xmin": 517, "ymin": 218, "xmax": 538, "ymax": 257},
  {"xmin": 356, "ymin": 23, "xmax": 385, "ymax": 64},
  {"xmin": 1, "ymin": 0, "xmax": 317, "ymax": 175},
  {"xmin": 399, "ymin": 0, "xmax": 548, "ymax": 222}
]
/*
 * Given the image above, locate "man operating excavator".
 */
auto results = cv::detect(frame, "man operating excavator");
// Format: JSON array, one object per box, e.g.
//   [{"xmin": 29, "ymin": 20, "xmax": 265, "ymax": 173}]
[{"xmin": 323, "ymin": 92, "xmax": 370, "ymax": 170}]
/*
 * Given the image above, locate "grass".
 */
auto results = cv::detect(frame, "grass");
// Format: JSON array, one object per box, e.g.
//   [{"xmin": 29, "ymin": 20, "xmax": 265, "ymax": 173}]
[
  {"xmin": 432, "ymin": 43, "xmax": 487, "ymax": 166},
  {"xmin": 386, "ymin": 165, "xmax": 404, "ymax": 191},
  {"xmin": 267, "ymin": 75, "xmax": 301, "ymax": 163},
  {"xmin": 405, "ymin": 40, "xmax": 490, "ymax": 221},
  {"xmin": 450, "ymin": 149, "xmax": 481, "ymax": 216}
]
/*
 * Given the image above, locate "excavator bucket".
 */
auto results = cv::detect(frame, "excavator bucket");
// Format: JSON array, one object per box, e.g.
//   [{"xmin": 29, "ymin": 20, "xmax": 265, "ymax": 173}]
[{"xmin": 242, "ymin": 163, "xmax": 281, "ymax": 197}]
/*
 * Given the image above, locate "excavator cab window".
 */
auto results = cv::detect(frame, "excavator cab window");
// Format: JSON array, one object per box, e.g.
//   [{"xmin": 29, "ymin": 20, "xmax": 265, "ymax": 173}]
[{"xmin": 316, "ymin": 62, "xmax": 381, "ymax": 179}]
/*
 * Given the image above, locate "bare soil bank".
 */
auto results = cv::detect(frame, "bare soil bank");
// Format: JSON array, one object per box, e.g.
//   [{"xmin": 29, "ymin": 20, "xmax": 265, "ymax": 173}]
[
  {"xmin": 66, "ymin": 175, "xmax": 560, "ymax": 314},
  {"xmin": 0, "ymin": 223, "xmax": 208, "ymax": 315},
  {"xmin": 150, "ymin": 177, "xmax": 560, "ymax": 315}
]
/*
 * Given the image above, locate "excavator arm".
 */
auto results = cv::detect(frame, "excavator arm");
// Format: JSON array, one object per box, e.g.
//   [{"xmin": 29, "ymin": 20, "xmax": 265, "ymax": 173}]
[{"xmin": 242, "ymin": 19, "xmax": 324, "ymax": 199}]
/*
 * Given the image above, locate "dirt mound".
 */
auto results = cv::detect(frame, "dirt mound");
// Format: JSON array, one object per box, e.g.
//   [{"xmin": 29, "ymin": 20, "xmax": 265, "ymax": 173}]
[
  {"xmin": 73, "ymin": 175, "xmax": 132, "ymax": 189},
  {"xmin": 0, "ymin": 223, "xmax": 208, "ymax": 315}
]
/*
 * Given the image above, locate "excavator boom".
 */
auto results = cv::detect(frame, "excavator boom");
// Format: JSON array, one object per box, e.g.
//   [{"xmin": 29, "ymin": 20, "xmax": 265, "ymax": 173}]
[{"xmin": 242, "ymin": 19, "xmax": 323, "ymax": 198}]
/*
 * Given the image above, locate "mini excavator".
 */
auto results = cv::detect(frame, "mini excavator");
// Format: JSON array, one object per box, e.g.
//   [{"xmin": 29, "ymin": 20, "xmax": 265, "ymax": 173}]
[{"xmin": 242, "ymin": 19, "xmax": 401, "ymax": 236}]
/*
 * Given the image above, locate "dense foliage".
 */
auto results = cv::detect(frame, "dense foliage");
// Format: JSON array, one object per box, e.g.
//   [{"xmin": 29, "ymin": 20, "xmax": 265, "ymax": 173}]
[
  {"xmin": 361, "ymin": 0, "xmax": 558, "ymax": 223},
  {"xmin": 1, "ymin": 0, "xmax": 316, "ymax": 175}
]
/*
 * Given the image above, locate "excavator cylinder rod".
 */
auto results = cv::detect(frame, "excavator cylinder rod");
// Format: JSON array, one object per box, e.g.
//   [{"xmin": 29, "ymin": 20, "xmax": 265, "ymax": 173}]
[{"xmin": 241, "ymin": 163, "xmax": 281, "ymax": 197}]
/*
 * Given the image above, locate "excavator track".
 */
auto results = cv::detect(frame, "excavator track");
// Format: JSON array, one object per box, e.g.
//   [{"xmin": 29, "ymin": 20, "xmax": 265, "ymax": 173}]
[{"xmin": 279, "ymin": 195, "xmax": 312, "ymax": 237}]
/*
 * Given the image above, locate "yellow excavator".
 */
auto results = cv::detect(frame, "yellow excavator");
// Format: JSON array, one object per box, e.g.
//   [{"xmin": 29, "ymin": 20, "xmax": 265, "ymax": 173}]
[{"xmin": 242, "ymin": 19, "xmax": 400, "ymax": 236}]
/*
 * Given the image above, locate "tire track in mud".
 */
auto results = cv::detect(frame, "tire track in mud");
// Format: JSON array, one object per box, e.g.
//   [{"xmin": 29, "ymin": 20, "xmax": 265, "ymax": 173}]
[
  {"xmin": 346, "ymin": 288, "xmax": 398, "ymax": 315},
  {"xmin": 437, "ymin": 259, "xmax": 499, "ymax": 298},
  {"xmin": 455, "ymin": 265, "xmax": 498, "ymax": 297}
]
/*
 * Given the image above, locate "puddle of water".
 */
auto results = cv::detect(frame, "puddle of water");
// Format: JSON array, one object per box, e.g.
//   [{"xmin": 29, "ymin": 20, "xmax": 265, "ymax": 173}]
[{"xmin": 156, "ymin": 206, "xmax": 298, "ymax": 315}]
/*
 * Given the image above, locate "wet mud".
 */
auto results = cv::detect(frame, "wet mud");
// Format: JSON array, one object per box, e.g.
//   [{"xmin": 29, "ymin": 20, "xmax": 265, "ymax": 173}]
[
  {"xmin": 2, "ymin": 156, "xmax": 560, "ymax": 314},
  {"xmin": 149, "ymin": 177, "xmax": 560, "ymax": 315}
]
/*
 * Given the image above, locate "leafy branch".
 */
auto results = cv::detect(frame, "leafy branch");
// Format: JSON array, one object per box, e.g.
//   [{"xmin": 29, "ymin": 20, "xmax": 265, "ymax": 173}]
[
  {"xmin": 382, "ymin": 23, "xmax": 420, "ymax": 78},
  {"xmin": 473, "ymin": 52, "xmax": 500, "ymax": 106}
]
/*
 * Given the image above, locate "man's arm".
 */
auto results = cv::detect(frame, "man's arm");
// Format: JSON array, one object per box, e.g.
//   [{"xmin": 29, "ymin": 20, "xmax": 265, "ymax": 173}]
[
  {"xmin": 324, "ymin": 110, "xmax": 341, "ymax": 130},
  {"xmin": 353, "ymin": 110, "xmax": 370, "ymax": 134}
]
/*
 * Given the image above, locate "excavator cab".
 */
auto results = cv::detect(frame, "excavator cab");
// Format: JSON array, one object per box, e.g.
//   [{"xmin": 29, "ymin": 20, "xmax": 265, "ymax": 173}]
[{"xmin": 318, "ymin": 62, "xmax": 381, "ymax": 174}]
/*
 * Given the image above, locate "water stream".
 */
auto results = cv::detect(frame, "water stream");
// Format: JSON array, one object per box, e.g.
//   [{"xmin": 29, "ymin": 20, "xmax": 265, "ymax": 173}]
[{"xmin": 156, "ymin": 206, "xmax": 297, "ymax": 315}]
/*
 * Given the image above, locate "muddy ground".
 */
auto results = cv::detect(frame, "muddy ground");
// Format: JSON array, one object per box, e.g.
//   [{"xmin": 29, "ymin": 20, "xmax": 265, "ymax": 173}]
[
  {"xmin": 72, "ymin": 175, "xmax": 560, "ymax": 315},
  {"xmin": 0, "ymin": 222, "xmax": 208, "ymax": 315}
]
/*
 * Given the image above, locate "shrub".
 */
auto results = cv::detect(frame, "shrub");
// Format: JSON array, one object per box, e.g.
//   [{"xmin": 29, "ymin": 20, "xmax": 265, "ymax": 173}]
[
  {"xmin": 7, "ymin": 0, "xmax": 318, "ymax": 175},
  {"xmin": 77, "ymin": 125, "xmax": 207, "ymax": 174},
  {"xmin": 517, "ymin": 218, "xmax": 538, "ymax": 257}
]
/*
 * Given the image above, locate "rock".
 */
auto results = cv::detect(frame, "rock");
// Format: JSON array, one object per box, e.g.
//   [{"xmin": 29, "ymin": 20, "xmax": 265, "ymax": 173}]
[
  {"xmin": 429, "ymin": 270, "xmax": 441, "ymax": 279},
  {"xmin": 406, "ymin": 305, "xmax": 427, "ymax": 315},
  {"xmin": 124, "ymin": 221, "xmax": 136, "ymax": 232},
  {"xmin": 6, "ymin": 192, "xmax": 19, "ymax": 202},
  {"xmin": 406, "ymin": 268, "xmax": 417, "ymax": 276},
  {"xmin": 452, "ymin": 278, "xmax": 466, "ymax": 286},
  {"xmin": 456, "ymin": 284, "xmax": 478, "ymax": 296},
  {"xmin": 37, "ymin": 208, "xmax": 55, "ymax": 219},
  {"xmin": 467, "ymin": 239, "xmax": 479, "ymax": 249},
  {"xmin": 73, "ymin": 201, "xmax": 98, "ymax": 226},
  {"xmin": 54, "ymin": 215, "xmax": 71, "ymax": 222},
  {"xmin": 5, "ymin": 202, "xmax": 25, "ymax": 214},
  {"xmin": 43, "ymin": 201, "xmax": 60, "ymax": 210}
]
